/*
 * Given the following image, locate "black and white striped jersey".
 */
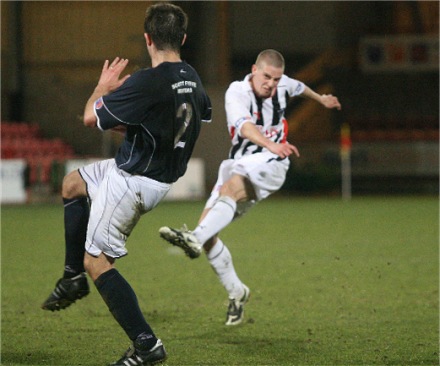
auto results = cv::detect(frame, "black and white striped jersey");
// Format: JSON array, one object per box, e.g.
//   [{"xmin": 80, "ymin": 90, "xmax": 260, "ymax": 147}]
[{"xmin": 225, "ymin": 74, "xmax": 305, "ymax": 159}]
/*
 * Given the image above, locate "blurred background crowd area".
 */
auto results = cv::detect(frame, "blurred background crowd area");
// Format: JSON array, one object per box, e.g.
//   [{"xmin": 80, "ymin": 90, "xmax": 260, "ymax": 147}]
[{"xmin": 1, "ymin": 1, "xmax": 438, "ymax": 201}]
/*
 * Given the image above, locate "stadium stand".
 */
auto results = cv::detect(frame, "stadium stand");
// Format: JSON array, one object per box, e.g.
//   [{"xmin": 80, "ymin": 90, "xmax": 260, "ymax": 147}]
[{"xmin": 1, "ymin": 121, "xmax": 76, "ymax": 186}]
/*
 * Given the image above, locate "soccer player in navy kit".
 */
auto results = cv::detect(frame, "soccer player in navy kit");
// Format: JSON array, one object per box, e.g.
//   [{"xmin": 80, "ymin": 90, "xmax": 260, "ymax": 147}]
[
  {"xmin": 41, "ymin": 3, "xmax": 211, "ymax": 365},
  {"xmin": 160, "ymin": 49, "xmax": 341, "ymax": 326}
]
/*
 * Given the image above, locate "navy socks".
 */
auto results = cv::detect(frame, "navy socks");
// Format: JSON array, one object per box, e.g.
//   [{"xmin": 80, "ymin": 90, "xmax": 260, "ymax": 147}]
[
  {"xmin": 63, "ymin": 197, "xmax": 89, "ymax": 278},
  {"xmin": 94, "ymin": 268, "xmax": 157, "ymax": 346}
]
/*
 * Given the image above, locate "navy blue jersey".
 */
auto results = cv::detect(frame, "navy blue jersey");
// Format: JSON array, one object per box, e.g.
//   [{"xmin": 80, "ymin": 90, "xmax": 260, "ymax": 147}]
[{"xmin": 94, "ymin": 61, "xmax": 212, "ymax": 183}]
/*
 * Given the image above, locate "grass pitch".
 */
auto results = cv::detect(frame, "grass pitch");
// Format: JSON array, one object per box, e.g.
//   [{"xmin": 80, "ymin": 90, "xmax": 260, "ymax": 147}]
[{"xmin": 1, "ymin": 196, "xmax": 438, "ymax": 365}]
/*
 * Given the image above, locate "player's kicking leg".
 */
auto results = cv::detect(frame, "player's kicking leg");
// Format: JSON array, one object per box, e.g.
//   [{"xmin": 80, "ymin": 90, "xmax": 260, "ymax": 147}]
[
  {"xmin": 159, "ymin": 225, "xmax": 202, "ymax": 259},
  {"xmin": 159, "ymin": 195, "xmax": 237, "ymax": 259}
]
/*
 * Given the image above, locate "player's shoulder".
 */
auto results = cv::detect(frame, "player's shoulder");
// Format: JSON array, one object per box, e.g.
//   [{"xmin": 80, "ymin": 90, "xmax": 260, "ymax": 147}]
[
  {"xmin": 278, "ymin": 74, "xmax": 305, "ymax": 93},
  {"xmin": 134, "ymin": 63, "xmax": 177, "ymax": 78},
  {"xmin": 227, "ymin": 76, "xmax": 251, "ymax": 94},
  {"xmin": 127, "ymin": 65, "xmax": 175, "ymax": 90},
  {"xmin": 228, "ymin": 80, "xmax": 244, "ymax": 89},
  {"xmin": 178, "ymin": 61, "xmax": 199, "ymax": 76},
  {"xmin": 279, "ymin": 74, "xmax": 297, "ymax": 86},
  {"xmin": 125, "ymin": 68, "xmax": 154, "ymax": 87}
]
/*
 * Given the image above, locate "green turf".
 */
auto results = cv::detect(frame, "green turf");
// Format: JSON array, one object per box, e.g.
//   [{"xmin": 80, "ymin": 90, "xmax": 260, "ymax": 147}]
[{"xmin": 1, "ymin": 196, "xmax": 438, "ymax": 365}]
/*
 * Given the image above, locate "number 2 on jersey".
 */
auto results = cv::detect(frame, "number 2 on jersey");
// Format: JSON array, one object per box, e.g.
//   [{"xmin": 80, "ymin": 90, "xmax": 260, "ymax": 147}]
[{"xmin": 174, "ymin": 102, "xmax": 193, "ymax": 149}]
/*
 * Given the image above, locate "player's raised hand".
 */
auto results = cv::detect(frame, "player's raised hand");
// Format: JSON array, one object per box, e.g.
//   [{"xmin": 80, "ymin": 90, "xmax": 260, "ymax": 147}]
[
  {"xmin": 97, "ymin": 57, "xmax": 131, "ymax": 94},
  {"xmin": 84, "ymin": 57, "xmax": 131, "ymax": 127}
]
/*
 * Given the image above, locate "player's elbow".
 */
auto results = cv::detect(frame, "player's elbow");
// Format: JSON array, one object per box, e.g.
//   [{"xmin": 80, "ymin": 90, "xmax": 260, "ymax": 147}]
[{"xmin": 83, "ymin": 114, "xmax": 97, "ymax": 128}]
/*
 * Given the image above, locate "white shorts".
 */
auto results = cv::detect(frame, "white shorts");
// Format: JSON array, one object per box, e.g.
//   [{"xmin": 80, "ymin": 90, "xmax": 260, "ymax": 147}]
[
  {"xmin": 205, "ymin": 152, "xmax": 289, "ymax": 217},
  {"xmin": 79, "ymin": 159, "xmax": 171, "ymax": 258}
]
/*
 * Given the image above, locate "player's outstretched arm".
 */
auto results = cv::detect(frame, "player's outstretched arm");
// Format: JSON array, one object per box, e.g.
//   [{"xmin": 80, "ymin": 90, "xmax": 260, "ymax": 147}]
[
  {"xmin": 83, "ymin": 57, "xmax": 131, "ymax": 127},
  {"xmin": 302, "ymin": 85, "xmax": 342, "ymax": 110}
]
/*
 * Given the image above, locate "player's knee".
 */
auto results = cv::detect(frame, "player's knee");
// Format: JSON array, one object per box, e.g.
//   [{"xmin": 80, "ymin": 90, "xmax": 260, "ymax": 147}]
[
  {"xmin": 84, "ymin": 253, "xmax": 114, "ymax": 282},
  {"xmin": 219, "ymin": 181, "xmax": 240, "ymax": 200},
  {"xmin": 204, "ymin": 236, "xmax": 217, "ymax": 253},
  {"xmin": 83, "ymin": 255, "xmax": 92, "ymax": 274},
  {"xmin": 62, "ymin": 171, "xmax": 86, "ymax": 199},
  {"xmin": 83, "ymin": 259, "xmax": 101, "ymax": 282},
  {"xmin": 220, "ymin": 175, "xmax": 254, "ymax": 201}
]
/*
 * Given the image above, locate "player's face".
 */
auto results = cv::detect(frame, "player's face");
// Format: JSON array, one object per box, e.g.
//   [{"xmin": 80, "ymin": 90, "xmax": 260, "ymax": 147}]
[{"xmin": 250, "ymin": 63, "xmax": 283, "ymax": 99}]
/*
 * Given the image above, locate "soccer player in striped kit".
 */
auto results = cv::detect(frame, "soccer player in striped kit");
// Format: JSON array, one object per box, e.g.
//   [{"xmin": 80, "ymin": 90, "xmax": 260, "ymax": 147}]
[
  {"xmin": 160, "ymin": 49, "xmax": 341, "ymax": 326},
  {"xmin": 41, "ymin": 3, "xmax": 211, "ymax": 365}
]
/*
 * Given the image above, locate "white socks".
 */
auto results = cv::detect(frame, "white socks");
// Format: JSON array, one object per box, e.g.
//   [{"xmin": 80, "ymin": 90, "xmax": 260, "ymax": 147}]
[
  {"xmin": 192, "ymin": 196, "xmax": 236, "ymax": 245},
  {"xmin": 207, "ymin": 238, "xmax": 244, "ymax": 300}
]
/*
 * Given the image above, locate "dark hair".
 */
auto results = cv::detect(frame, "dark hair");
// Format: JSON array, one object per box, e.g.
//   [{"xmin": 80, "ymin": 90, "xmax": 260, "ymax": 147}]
[{"xmin": 144, "ymin": 3, "xmax": 188, "ymax": 52}]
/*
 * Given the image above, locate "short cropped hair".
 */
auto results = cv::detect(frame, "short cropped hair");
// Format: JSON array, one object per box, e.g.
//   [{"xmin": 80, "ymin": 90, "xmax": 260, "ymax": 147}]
[
  {"xmin": 144, "ymin": 3, "xmax": 188, "ymax": 52},
  {"xmin": 255, "ymin": 49, "xmax": 285, "ymax": 70}
]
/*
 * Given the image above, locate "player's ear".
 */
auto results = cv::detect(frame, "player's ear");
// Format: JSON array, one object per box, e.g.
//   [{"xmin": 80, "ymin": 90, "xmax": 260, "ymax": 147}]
[
  {"xmin": 181, "ymin": 34, "xmax": 187, "ymax": 46},
  {"xmin": 144, "ymin": 33, "xmax": 153, "ymax": 46}
]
